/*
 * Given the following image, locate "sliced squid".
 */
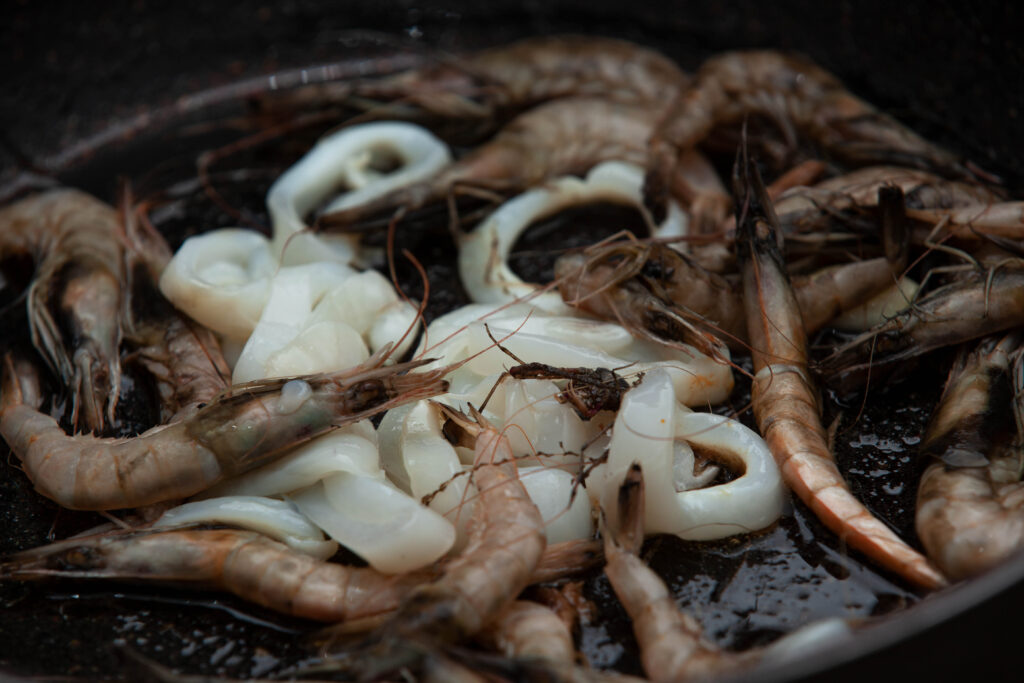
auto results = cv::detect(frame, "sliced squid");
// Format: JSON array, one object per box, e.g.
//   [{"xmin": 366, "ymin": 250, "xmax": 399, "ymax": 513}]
[
  {"xmin": 153, "ymin": 496, "xmax": 338, "ymax": 559},
  {"xmin": 601, "ymin": 368, "xmax": 785, "ymax": 540},
  {"xmin": 199, "ymin": 423, "xmax": 455, "ymax": 574},
  {"xmin": 158, "ymin": 229, "xmax": 276, "ymax": 341},
  {"xmin": 417, "ymin": 303, "xmax": 733, "ymax": 407},
  {"xmin": 268, "ymin": 121, "xmax": 451, "ymax": 265},
  {"xmin": 458, "ymin": 161, "xmax": 687, "ymax": 312}
]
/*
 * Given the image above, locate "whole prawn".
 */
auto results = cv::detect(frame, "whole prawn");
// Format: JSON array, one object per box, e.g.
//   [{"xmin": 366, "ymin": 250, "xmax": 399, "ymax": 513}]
[
  {"xmin": 0, "ymin": 527, "xmax": 432, "ymax": 623},
  {"xmin": 271, "ymin": 35, "xmax": 688, "ymax": 123},
  {"xmin": 916, "ymin": 333, "xmax": 1024, "ymax": 580},
  {"xmin": 556, "ymin": 185, "xmax": 906, "ymax": 352},
  {"xmin": 820, "ymin": 262, "xmax": 1024, "ymax": 393},
  {"xmin": 646, "ymin": 51, "xmax": 978, "ymax": 219},
  {"xmin": 0, "ymin": 350, "xmax": 449, "ymax": 510},
  {"xmin": 0, "ymin": 189, "xmax": 127, "ymax": 433},
  {"xmin": 120, "ymin": 196, "xmax": 231, "ymax": 423},
  {"xmin": 734, "ymin": 148, "xmax": 946, "ymax": 590}
]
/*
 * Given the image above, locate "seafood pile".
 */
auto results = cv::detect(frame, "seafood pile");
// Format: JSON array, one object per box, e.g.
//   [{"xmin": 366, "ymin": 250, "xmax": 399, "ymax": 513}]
[{"xmin": 2, "ymin": 34, "xmax": 1024, "ymax": 680}]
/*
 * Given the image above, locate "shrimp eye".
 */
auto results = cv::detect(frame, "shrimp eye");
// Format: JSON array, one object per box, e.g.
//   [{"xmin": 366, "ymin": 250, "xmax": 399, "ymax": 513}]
[{"xmin": 343, "ymin": 380, "xmax": 387, "ymax": 410}]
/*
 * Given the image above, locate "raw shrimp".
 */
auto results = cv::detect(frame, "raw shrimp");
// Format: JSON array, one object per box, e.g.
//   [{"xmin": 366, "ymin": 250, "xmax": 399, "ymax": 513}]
[
  {"xmin": 478, "ymin": 600, "xmax": 646, "ymax": 683},
  {"xmin": 553, "ymin": 241, "xmax": 731, "ymax": 363},
  {"xmin": 772, "ymin": 166, "xmax": 1003, "ymax": 220},
  {"xmin": 820, "ymin": 262, "xmax": 1024, "ymax": 392},
  {"xmin": 0, "ymin": 526, "xmax": 597, "ymax": 627},
  {"xmin": 318, "ymin": 97, "xmax": 667, "ymax": 230},
  {"xmin": 646, "ymin": 50, "xmax": 975, "ymax": 218},
  {"xmin": 602, "ymin": 464, "xmax": 756, "ymax": 680},
  {"xmin": 556, "ymin": 186, "xmax": 906, "ymax": 351},
  {"xmin": 0, "ymin": 351, "xmax": 449, "ymax": 510},
  {"xmin": 271, "ymin": 35, "xmax": 688, "ymax": 123},
  {"xmin": 734, "ymin": 149, "xmax": 946, "ymax": 590},
  {"xmin": 0, "ymin": 189, "xmax": 126, "ymax": 433},
  {"xmin": 0, "ymin": 527, "xmax": 432, "ymax": 622},
  {"xmin": 323, "ymin": 411, "xmax": 546, "ymax": 678},
  {"xmin": 916, "ymin": 333, "xmax": 1024, "ymax": 580}
]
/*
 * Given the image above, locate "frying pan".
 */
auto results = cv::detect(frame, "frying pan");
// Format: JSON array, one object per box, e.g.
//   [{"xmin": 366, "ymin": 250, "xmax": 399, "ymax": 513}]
[{"xmin": 2, "ymin": 0, "xmax": 1023, "ymax": 680}]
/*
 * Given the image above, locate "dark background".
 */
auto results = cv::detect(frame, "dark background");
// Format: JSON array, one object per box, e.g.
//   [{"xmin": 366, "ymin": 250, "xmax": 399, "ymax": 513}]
[{"xmin": 1, "ymin": 1, "xmax": 1023, "ymax": 681}]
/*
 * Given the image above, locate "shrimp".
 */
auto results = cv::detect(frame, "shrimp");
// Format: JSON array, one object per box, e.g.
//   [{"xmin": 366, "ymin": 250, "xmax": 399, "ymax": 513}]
[
  {"xmin": 819, "ymin": 262, "xmax": 1024, "ymax": 393},
  {"xmin": 0, "ymin": 529, "xmax": 598, "ymax": 629},
  {"xmin": 646, "ymin": 51, "xmax": 977, "ymax": 218},
  {"xmin": 317, "ymin": 97, "xmax": 663, "ymax": 231},
  {"xmin": 0, "ymin": 527, "xmax": 432, "ymax": 622},
  {"xmin": 0, "ymin": 350, "xmax": 449, "ymax": 510},
  {"xmin": 556, "ymin": 185, "xmax": 907, "ymax": 351},
  {"xmin": 916, "ymin": 333, "xmax": 1024, "ymax": 580},
  {"xmin": 0, "ymin": 189, "xmax": 127, "ymax": 433},
  {"xmin": 552, "ymin": 241, "xmax": 731, "ymax": 363},
  {"xmin": 270, "ymin": 35, "xmax": 688, "ymax": 123},
  {"xmin": 773, "ymin": 166, "xmax": 1003, "ymax": 218},
  {"xmin": 379, "ymin": 413, "xmax": 546, "ymax": 643},
  {"xmin": 734, "ymin": 148, "xmax": 946, "ymax": 590},
  {"xmin": 602, "ymin": 464, "xmax": 757, "ymax": 680},
  {"xmin": 319, "ymin": 410, "xmax": 547, "ymax": 680},
  {"xmin": 120, "ymin": 203, "xmax": 230, "ymax": 423},
  {"xmin": 480, "ymin": 600, "xmax": 577, "ymax": 664}
]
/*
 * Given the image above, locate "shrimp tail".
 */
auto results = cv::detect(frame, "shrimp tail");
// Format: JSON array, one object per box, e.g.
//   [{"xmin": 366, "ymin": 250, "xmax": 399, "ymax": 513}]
[
  {"xmin": 878, "ymin": 184, "xmax": 909, "ymax": 267},
  {"xmin": 609, "ymin": 462, "xmax": 646, "ymax": 555}
]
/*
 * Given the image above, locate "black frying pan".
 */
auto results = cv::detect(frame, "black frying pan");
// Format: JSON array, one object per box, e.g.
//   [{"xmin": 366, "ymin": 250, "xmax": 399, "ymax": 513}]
[{"xmin": 2, "ymin": 1, "xmax": 1022, "ymax": 680}]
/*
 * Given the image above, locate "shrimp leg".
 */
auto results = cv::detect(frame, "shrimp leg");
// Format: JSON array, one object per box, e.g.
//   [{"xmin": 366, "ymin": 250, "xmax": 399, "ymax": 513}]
[
  {"xmin": 916, "ymin": 333, "xmax": 1024, "ymax": 580},
  {"xmin": 735, "ymin": 148, "xmax": 946, "ymax": 590},
  {"xmin": 0, "ymin": 351, "xmax": 449, "ymax": 510}
]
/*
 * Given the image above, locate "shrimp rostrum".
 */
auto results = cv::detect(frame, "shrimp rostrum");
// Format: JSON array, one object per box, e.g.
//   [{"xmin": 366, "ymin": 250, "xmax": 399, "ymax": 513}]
[
  {"xmin": 916, "ymin": 332, "xmax": 1024, "ymax": 580},
  {"xmin": 0, "ymin": 351, "xmax": 449, "ymax": 510}
]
